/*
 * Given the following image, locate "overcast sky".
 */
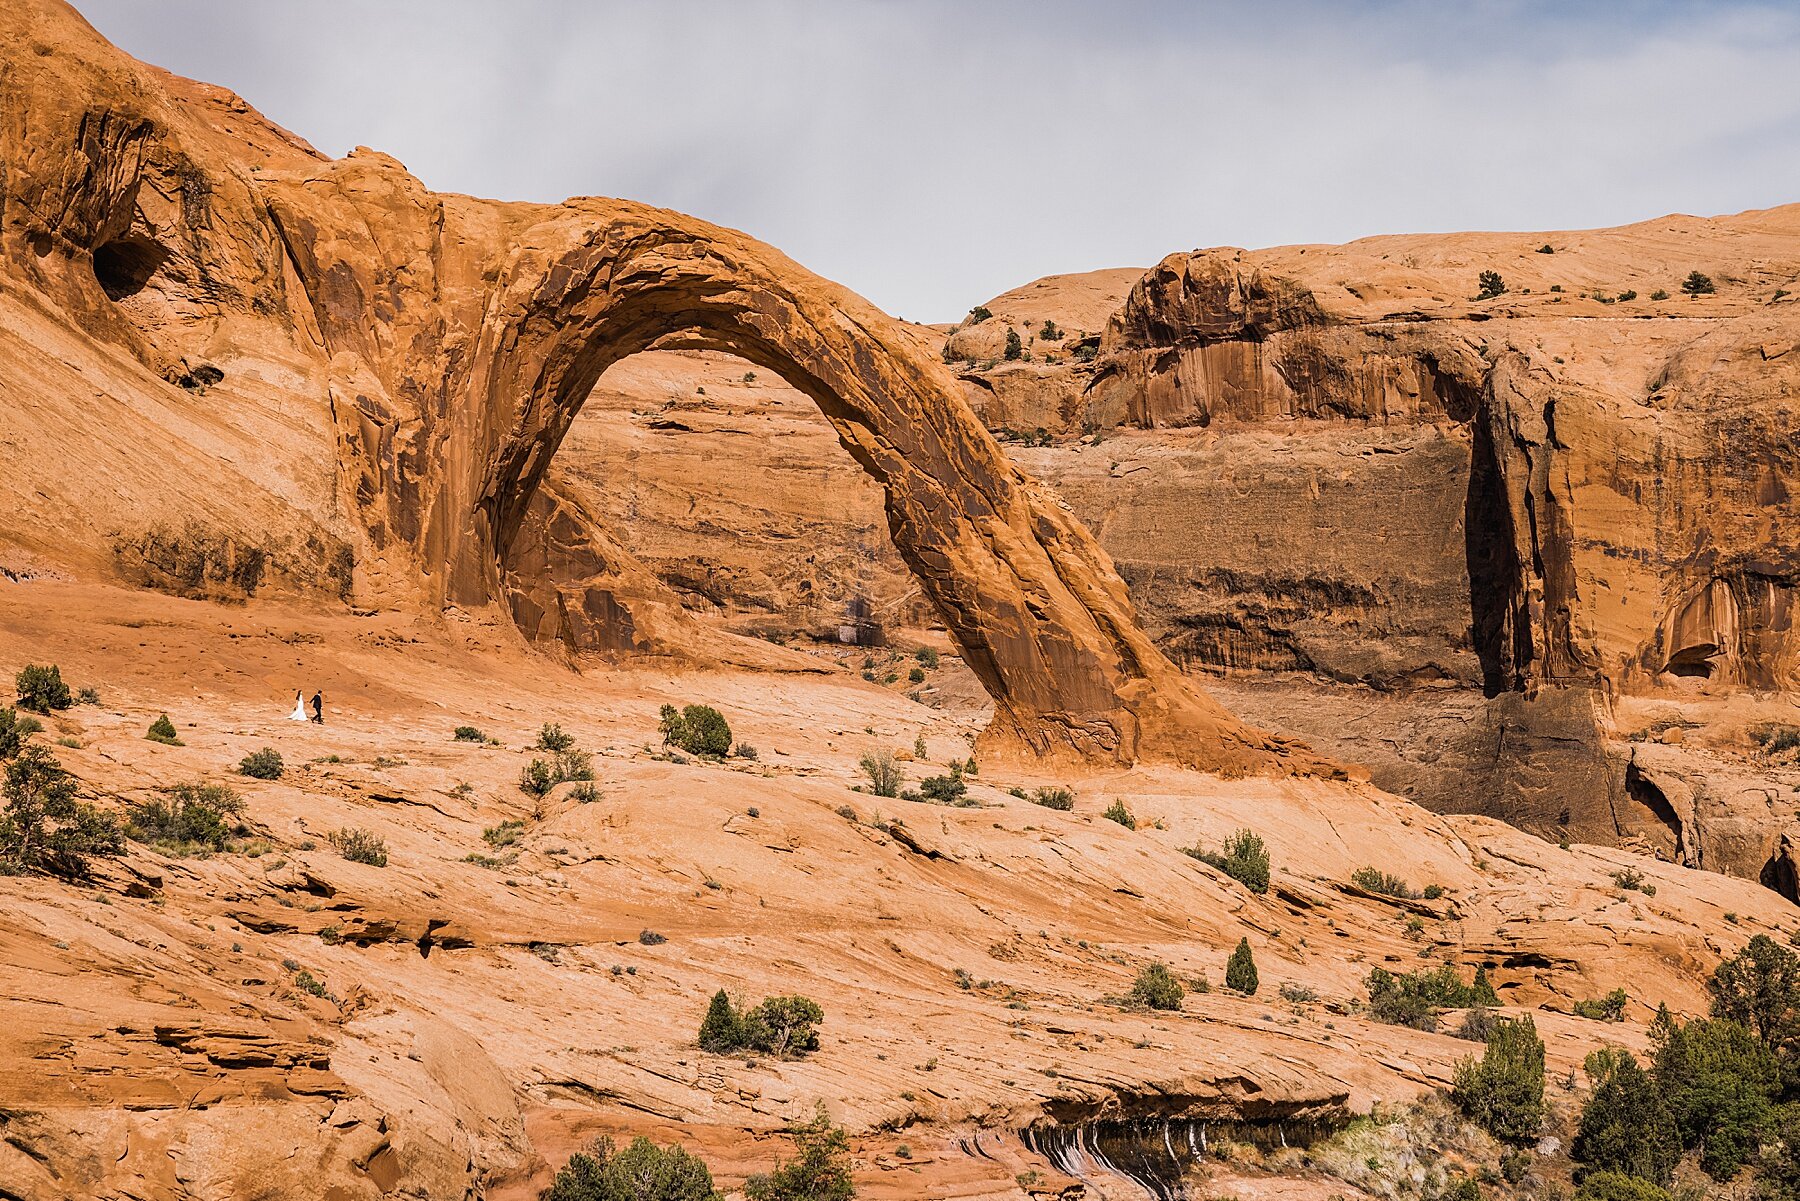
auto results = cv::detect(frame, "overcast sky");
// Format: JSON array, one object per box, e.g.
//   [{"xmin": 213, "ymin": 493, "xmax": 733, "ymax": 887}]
[{"xmin": 74, "ymin": 0, "xmax": 1800, "ymax": 322}]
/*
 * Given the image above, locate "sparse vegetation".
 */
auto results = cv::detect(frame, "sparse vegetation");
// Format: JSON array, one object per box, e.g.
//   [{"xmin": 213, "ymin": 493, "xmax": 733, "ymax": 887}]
[
  {"xmin": 128, "ymin": 782, "xmax": 246, "ymax": 854},
  {"xmin": 1366, "ymin": 965, "xmax": 1493, "ymax": 1031},
  {"xmin": 237, "ymin": 747, "xmax": 284, "ymax": 780},
  {"xmin": 1573, "ymin": 988, "xmax": 1628, "ymax": 1022},
  {"xmin": 327, "ymin": 827, "xmax": 388, "ymax": 867},
  {"xmin": 918, "ymin": 768, "xmax": 968, "ymax": 805},
  {"xmin": 453, "ymin": 725, "xmax": 486, "ymax": 743},
  {"xmin": 0, "ymin": 707, "xmax": 28, "ymax": 760},
  {"xmin": 1476, "ymin": 270, "xmax": 1506, "ymax": 300},
  {"xmin": 1450, "ymin": 1014, "xmax": 1545, "ymax": 1144},
  {"xmin": 697, "ymin": 989, "xmax": 825, "ymax": 1059},
  {"xmin": 1537, "ymin": 244, "xmax": 1555, "ymax": 254},
  {"xmin": 146, "ymin": 714, "xmax": 182, "ymax": 745},
  {"xmin": 1039, "ymin": 319, "xmax": 1062, "ymax": 341},
  {"xmin": 639, "ymin": 929, "xmax": 667, "ymax": 946},
  {"xmin": 1129, "ymin": 963, "xmax": 1185, "ymax": 1010},
  {"xmin": 859, "ymin": 750, "xmax": 902, "ymax": 798},
  {"xmin": 1003, "ymin": 327, "xmax": 1023, "ymax": 360},
  {"xmin": 535, "ymin": 722, "xmax": 575, "ymax": 753},
  {"xmin": 1751, "ymin": 723, "xmax": 1800, "ymax": 756},
  {"xmin": 1226, "ymin": 937, "xmax": 1259, "ymax": 995},
  {"xmin": 543, "ymin": 1135, "xmax": 722, "ymax": 1201},
  {"xmin": 1573, "ymin": 1046, "xmax": 1679, "ymax": 1185},
  {"xmin": 743, "ymin": 1105, "xmax": 855, "ymax": 1201},
  {"xmin": 967, "ymin": 305, "xmax": 993, "ymax": 324},
  {"xmin": 659, "ymin": 704, "xmax": 732, "ymax": 758},
  {"xmin": 1650, "ymin": 288, "xmax": 1669, "ymax": 300},
  {"xmin": 733, "ymin": 742, "xmax": 758, "ymax": 761},
  {"xmin": 1101, "ymin": 800, "xmax": 1136, "ymax": 829},
  {"xmin": 1351, "ymin": 866, "xmax": 1417, "ymax": 898},
  {"xmin": 1027, "ymin": 785, "xmax": 1074, "ymax": 811},
  {"xmin": 0, "ymin": 745, "xmax": 122, "ymax": 877},
  {"xmin": 1611, "ymin": 867, "xmax": 1657, "ymax": 894},
  {"xmin": 1682, "ymin": 270, "xmax": 1716, "ymax": 297},
  {"xmin": 914, "ymin": 647, "xmax": 939, "ymax": 669},
  {"xmin": 520, "ymin": 758, "xmax": 554, "ymax": 797},
  {"xmin": 15, "ymin": 664, "xmax": 72, "ymax": 714},
  {"xmin": 1184, "ymin": 828, "xmax": 1271, "ymax": 894}
]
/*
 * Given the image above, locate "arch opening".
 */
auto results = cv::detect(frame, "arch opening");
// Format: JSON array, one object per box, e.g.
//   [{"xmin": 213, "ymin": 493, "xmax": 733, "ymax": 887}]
[{"xmin": 91, "ymin": 234, "xmax": 169, "ymax": 301}]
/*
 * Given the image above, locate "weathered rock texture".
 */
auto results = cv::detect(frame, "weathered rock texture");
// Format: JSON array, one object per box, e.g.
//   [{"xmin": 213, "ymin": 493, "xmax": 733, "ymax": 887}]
[
  {"xmin": 1030, "ymin": 219, "xmax": 1800, "ymax": 889},
  {"xmin": 0, "ymin": 0, "xmax": 1313, "ymax": 776}
]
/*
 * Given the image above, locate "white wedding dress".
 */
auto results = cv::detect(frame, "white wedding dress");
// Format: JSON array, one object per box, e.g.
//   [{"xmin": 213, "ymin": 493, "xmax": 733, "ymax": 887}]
[{"xmin": 288, "ymin": 692, "xmax": 309, "ymax": 721}]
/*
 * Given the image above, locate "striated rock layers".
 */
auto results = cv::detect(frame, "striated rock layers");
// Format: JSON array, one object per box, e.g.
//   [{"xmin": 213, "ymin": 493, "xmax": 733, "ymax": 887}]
[
  {"xmin": 1024, "ymin": 224, "xmax": 1800, "ymax": 889},
  {"xmin": 0, "ymin": 0, "xmax": 1314, "ymax": 776}
]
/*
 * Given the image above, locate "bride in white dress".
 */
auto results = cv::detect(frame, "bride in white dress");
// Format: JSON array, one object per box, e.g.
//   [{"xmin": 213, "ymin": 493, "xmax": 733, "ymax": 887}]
[{"xmin": 288, "ymin": 690, "xmax": 309, "ymax": 721}]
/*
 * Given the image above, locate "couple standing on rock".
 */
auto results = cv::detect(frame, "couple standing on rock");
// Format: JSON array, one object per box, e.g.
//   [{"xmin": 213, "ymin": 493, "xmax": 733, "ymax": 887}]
[{"xmin": 288, "ymin": 690, "xmax": 324, "ymax": 724}]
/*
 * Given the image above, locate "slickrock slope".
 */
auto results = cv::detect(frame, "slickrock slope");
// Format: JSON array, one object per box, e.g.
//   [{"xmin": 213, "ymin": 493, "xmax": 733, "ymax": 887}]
[
  {"xmin": 1, "ymin": 579, "xmax": 1794, "ymax": 1200},
  {"xmin": 0, "ymin": 0, "xmax": 1301, "ymax": 777}
]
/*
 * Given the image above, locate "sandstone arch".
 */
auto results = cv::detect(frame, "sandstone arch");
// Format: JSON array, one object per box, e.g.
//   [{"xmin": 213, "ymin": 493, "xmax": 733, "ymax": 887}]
[
  {"xmin": 0, "ymin": 6, "xmax": 1303, "ymax": 775},
  {"xmin": 409, "ymin": 207, "xmax": 1301, "ymax": 774}
]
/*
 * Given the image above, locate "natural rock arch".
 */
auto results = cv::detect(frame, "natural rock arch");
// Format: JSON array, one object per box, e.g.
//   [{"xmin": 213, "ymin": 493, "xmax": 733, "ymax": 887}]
[{"xmin": 398, "ymin": 207, "xmax": 1305, "ymax": 774}]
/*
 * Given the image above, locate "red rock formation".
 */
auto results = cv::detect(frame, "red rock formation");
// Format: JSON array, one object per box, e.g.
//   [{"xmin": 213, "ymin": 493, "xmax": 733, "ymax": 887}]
[{"xmin": 0, "ymin": 0, "xmax": 1314, "ymax": 777}]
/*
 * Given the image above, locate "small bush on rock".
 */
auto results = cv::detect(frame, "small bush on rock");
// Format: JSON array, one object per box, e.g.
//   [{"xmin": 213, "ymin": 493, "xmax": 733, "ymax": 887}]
[
  {"xmin": 238, "ymin": 747, "xmax": 284, "ymax": 780},
  {"xmin": 0, "ymin": 745, "xmax": 122, "ymax": 877},
  {"xmin": 660, "ymin": 704, "xmax": 732, "ymax": 758},
  {"xmin": 453, "ymin": 725, "xmax": 487, "ymax": 743},
  {"xmin": 328, "ymin": 827, "xmax": 388, "ymax": 867},
  {"xmin": 129, "ymin": 782, "xmax": 245, "ymax": 854},
  {"xmin": 1102, "ymin": 800, "xmax": 1136, "ymax": 829},
  {"xmin": 1451, "ymin": 1014, "xmax": 1545, "ymax": 1144},
  {"xmin": 544, "ymin": 1135, "xmax": 722, "ymax": 1201},
  {"xmin": 697, "ymin": 990, "xmax": 824, "ymax": 1059},
  {"xmin": 859, "ymin": 750, "xmax": 902, "ymax": 798},
  {"xmin": 1185, "ymin": 828, "xmax": 1270, "ymax": 894},
  {"xmin": 1029, "ymin": 785, "xmax": 1074, "ymax": 811},
  {"xmin": 1130, "ymin": 962, "xmax": 1185, "ymax": 1010},
  {"xmin": 744, "ymin": 1105, "xmax": 854, "ymax": 1201},
  {"xmin": 535, "ymin": 723, "xmax": 575, "ymax": 753},
  {"xmin": 1226, "ymin": 938, "xmax": 1259, "ymax": 995},
  {"xmin": 1351, "ymin": 866, "xmax": 1417, "ymax": 898},
  {"xmin": 15, "ymin": 664, "xmax": 72, "ymax": 714},
  {"xmin": 146, "ymin": 714, "xmax": 182, "ymax": 745},
  {"xmin": 0, "ymin": 706, "xmax": 31, "ymax": 760}
]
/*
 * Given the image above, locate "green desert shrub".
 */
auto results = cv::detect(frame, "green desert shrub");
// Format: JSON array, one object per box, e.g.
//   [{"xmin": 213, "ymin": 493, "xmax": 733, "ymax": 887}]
[
  {"xmin": 744, "ymin": 1105, "xmax": 855, "ymax": 1201},
  {"xmin": 1003, "ymin": 327, "xmax": 1023, "ymax": 360},
  {"xmin": 1185, "ymin": 828, "xmax": 1270, "ymax": 894},
  {"xmin": 1451, "ymin": 1014, "xmax": 1545, "ymax": 1144},
  {"xmin": 146, "ymin": 714, "xmax": 182, "ymax": 745},
  {"xmin": 918, "ymin": 771, "xmax": 968, "ymax": 805},
  {"xmin": 520, "ymin": 758, "xmax": 554, "ymax": 797},
  {"xmin": 1477, "ymin": 270, "xmax": 1506, "ymax": 300},
  {"xmin": 1366, "ymin": 964, "xmax": 1488, "ymax": 1030},
  {"xmin": 1101, "ymin": 800, "xmax": 1136, "ymax": 829},
  {"xmin": 859, "ymin": 750, "xmax": 901, "ymax": 798},
  {"xmin": 1574, "ymin": 1173, "xmax": 1673, "ymax": 1201},
  {"xmin": 659, "ymin": 704, "xmax": 732, "ymax": 758},
  {"xmin": 1573, "ymin": 988, "xmax": 1628, "ymax": 1022},
  {"xmin": 1652, "ymin": 1011, "xmax": 1781, "ymax": 1180},
  {"xmin": 0, "ymin": 706, "xmax": 31, "ymax": 760},
  {"xmin": 535, "ymin": 722, "xmax": 575, "ymax": 753},
  {"xmin": 914, "ymin": 647, "xmax": 939, "ymax": 669},
  {"xmin": 1571, "ymin": 1047, "xmax": 1679, "ymax": 1185},
  {"xmin": 967, "ymin": 305, "xmax": 993, "ymax": 324},
  {"xmin": 544, "ymin": 1135, "xmax": 722, "ymax": 1201},
  {"xmin": 1707, "ymin": 934, "xmax": 1800, "ymax": 1067},
  {"xmin": 1682, "ymin": 270, "xmax": 1716, "ymax": 296},
  {"xmin": 453, "ymin": 725, "xmax": 486, "ymax": 743},
  {"xmin": 1454, "ymin": 1005, "xmax": 1502, "ymax": 1043},
  {"xmin": 237, "ymin": 747, "xmax": 284, "ymax": 780},
  {"xmin": 1129, "ymin": 963, "xmax": 1185, "ymax": 1010},
  {"xmin": 0, "ymin": 745, "xmax": 122, "ymax": 877},
  {"xmin": 328, "ymin": 826, "xmax": 388, "ymax": 867},
  {"xmin": 1226, "ymin": 937, "xmax": 1259, "ymax": 995},
  {"xmin": 1028, "ymin": 785, "xmax": 1074, "ymax": 811},
  {"xmin": 128, "ymin": 782, "xmax": 245, "ymax": 853},
  {"xmin": 14, "ymin": 664, "xmax": 72, "ymax": 714},
  {"xmin": 697, "ymin": 990, "xmax": 824, "ymax": 1059},
  {"xmin": 1351, "ymin": 866, "xmax": 1417, "ymax": 898}
]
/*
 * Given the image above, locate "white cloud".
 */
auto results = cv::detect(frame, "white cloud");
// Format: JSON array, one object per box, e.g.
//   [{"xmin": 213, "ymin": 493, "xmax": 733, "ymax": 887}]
[{"xmin": 74, "ymin": 0, "xmax": 1800, "ymax": 320}]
